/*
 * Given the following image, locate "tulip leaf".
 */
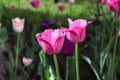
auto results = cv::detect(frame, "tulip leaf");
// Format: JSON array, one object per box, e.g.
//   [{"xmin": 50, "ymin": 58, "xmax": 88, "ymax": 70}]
[
  {"xmin": 0, "ymin": 27, "xmax": 8, "ymax": 48},
  {"xmin": 100, "ymin": 51, "xmax": 108, "ymax": 74},
  {"xmin": 80, "ymin": 55, "xmax": 102, "ymax": 80}
]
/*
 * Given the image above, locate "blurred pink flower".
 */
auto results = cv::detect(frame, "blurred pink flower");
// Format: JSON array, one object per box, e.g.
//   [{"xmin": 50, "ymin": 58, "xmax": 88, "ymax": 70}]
[
  {"xmin": 58, "ymin": 5, "xmax": 65, "ymax": 11},
  {"xmin": 98, "ymin": 0, "xmax": 106, "ymax": 2},
  {"xmin": 68, "ymin": 0, "xmax": 75, "ymax": 4},
  {"xmin": 55, "ymin": 21, "xmax": 61, "ymax": 26},
  {"xmin": 12, "ymin": 17, "xmax": 25, "ymax": 33},
  {"xmin": 10, "ymin": 6, "xmax": 15, "ymax": 10},
  {"xmin": 106, "ymin": 0, "xmax": 120, "ymax": 18},
  {"xmin": 22, "ymin": 57, "xmax": 33, "ymax": 66},
  {"xmin": 36, "ymin": 29, "xmax": 65, "ymax": 55},
  {"xmin": 63, "ymin": 18, "xmax": 88, "ymax": 43},
  {"xmin": 30, "ymin": 0, "xmax": 39, "ymax": 8}
]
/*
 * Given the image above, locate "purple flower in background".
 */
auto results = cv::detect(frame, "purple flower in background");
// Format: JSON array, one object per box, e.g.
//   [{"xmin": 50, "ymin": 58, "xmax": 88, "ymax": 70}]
[
  {"xmin": 98, "ymin": 0, "xmax": 106, "ymax": 2},
  {"xmin": 54, "ymin": 0, "xmax": 59, "ymax": 3},
  {"xmin": 27, "ymin": 74, "xmax": 37, "ymax": 80},
  {"xmin": 10, "ymin": 6, "xmax": 15, "ymax": 10},
  {"xmin": 40, "ymin": 19, "xmax": 51, "ymax": 29},
  {"xmin": 30, "ymin": 0, "xmax": 39, "ymax": 8},
  {"xmin": 55, "ymin": 21, "xmax": 61, "ymax": 27},
  {"xmin": 61, "ymin": 39, "xmax": 75, "ymax": 56},
  {"xmin": 92, "ymin": 19, "xmax": 101, "ymax": 25},
  {"xmin": 58, "ymin": 5, "xmax": 65, "ymax": 11}
]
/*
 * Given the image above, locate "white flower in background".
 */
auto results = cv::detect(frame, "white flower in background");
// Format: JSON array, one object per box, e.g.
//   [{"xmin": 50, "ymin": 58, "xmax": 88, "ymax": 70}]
[
  {"xmin": 22, "ymin": 57, "xmax": 33, "ymax": 66},
  {"xmin": 12, "ymin": 17, "xmax": 25, "ymax": 33},
  {"xmin": 68, "ymin": 0, "xmax": 75, "ymax": 4},
  {"xmin": 0, "ymin": 23, "xmax": 2, "ymax": 28}
]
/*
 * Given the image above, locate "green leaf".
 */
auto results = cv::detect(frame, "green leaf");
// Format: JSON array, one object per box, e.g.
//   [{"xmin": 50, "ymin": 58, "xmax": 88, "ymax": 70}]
[
  {"xmin": 100, "ymin": 51, "xmax": 108, "ymax": 74},
  {"xmin": 80, "ymin": 55, "xmax": 102, "ymax": 80},
  {"xmin": 0, "ymin": 27, "xmax": 8, "ymax": 44}
]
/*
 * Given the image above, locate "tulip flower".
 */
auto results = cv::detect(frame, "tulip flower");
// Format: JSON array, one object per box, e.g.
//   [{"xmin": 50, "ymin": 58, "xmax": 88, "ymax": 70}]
[
  {"xmin": 106, "ymin": 0, "xmax": 120, "ymax": 18},
  {"xmin": 58, "ymin": 5, "xmax": 65, "ymax": 11},
  {"xmin": 30, "ymin": 0, "xmax": 39, "ymax": 8},
  {"xmin": 10, "ymin": 6, "xmax": 15, "ymax": 10},
  {"xmin": 40, "ymin": 18, "xmax": 51, "ymax": 29},
  {"xmin": 68, "ymin": 0, "xmax": 75, "ymax": 4},
  {"xmin": 36, "ymin": 29, "xmax": 65, "ymax": 55},
  {"xmin": 12, "ymin": 17, "xmax": 25, "ymax": 33},
  {"xmin": 54, "ymin": 0, "xmax": 59, "ymax": 3},
  {"xmin": 64, "ymin": 18, "xmax": 88, "ymax": 43},
  {"xmin": 61, "ymin": 39, "xmax": 75, "ymax": 56},
  {"xmin": 22, "ymin": 57, "xmax": 33, "ymax": 66}
]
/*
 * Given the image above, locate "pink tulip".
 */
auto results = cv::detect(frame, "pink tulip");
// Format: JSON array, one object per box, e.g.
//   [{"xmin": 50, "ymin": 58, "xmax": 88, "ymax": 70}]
[
  {"xmin": 36, "ymin": 29, "xmax": 65, "ymax": 55},
  {"xmin": 12, "ymin": 17, "xmax": 25, "ymax": 33},
  {"xmin": 30, "ymin": 0, "xmax": 39, "ymax": 8},
  {"xmin": 63, "ymin": 18, "xmax": 88, "ymax": 43},
  {"xmin": 22, "ymin": 57, "xmax": 33, "ymax": 66},
  {"xmin": 58, "ymin": 5, "xmax": 65, "ymax": 11},
  {"xmin": 10, "ymin": 6, "xmax": 15, "ymax": 10},
  {"xmin": 106, "ymin": 0, "xmax": 120, "ymax": 18}
]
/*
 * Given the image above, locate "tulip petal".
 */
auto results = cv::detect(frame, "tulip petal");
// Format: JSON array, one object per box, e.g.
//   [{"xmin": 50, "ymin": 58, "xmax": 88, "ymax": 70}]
[
  {"xmin": 72, "ymin": 19, "xmax": 87, "ymax": 28},
  {"xmin": 39, "ymin": 39, "xmax": 54, "ymax": 55},
  {"xmin": 36, "ymin": 33, "xmax": 54, "ymax": 55},
  {"xmin": 79, "ymin": 29, "xmax": 86, "ymax": 42},
  {"xmin": 68, "ymin": 18, "xmax": 73, "ymax": 28},
  {"xmin": 66, "ymin": 30, "xmax": 79, "ymax": 43},
  {"xmin": 53, "ymin": 36, "xmax": 65, "ymax": 53}
]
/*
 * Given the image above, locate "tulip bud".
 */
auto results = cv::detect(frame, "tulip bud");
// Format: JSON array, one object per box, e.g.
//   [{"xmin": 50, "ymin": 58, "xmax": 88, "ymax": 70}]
[
  {"xmin": 58, "ymin": 5, "xmax": 65, "ymax": 11},
  {"xmin": 12, "ymin": 17, "xmax": 25, "ymax": 33},
  {"xmin": 22, "ymin": 57, "xmax": 33, "ymax": 66}
]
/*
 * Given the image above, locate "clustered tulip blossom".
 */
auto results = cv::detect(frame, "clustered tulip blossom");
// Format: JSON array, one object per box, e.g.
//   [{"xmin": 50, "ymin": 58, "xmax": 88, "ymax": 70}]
[
  {"xmin": 36, "ymin": 29, "xmax": 65, "ymax": 55},
  {"xmin": 12, "ymin": 17, "xmax": 25, "ymax": 33},
  {"xmin": 36, "ymin": 18, "xmax": 88, "ymax": 54},
  {"xmin": 30, "ymin": 0, "xmax": 39, "ymax": 8}
]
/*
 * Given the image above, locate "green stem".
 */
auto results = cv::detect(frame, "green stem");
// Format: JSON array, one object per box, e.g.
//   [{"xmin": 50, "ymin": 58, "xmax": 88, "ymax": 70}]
[
  {"xmin": 111, "ymin": 26, "xmax": 120, "ymax": 80},
  {"xmin": 69, "ymin": 4, "xmax": 72, "ymax": 18},
  {"xmin": 53, "ymin": 54, "xmax": 60, "ymax": 80},
  {"xmin": 17, "ymin": 0, "xmax": 20, "ymax": 8},
  {"xmin": 75, "ymin": 43, "xmax": 80, "ymax": 80},
  {"xmin": 65, "ymin": 57, "xmax": 69, "ymax": 80},
  {"xmin": 15, "ymin": 33, "xmax": 20, "ymax": 72},
  {"xmin": 19, "ymin": 66, "xmax": 25, "ymax": 80}
]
